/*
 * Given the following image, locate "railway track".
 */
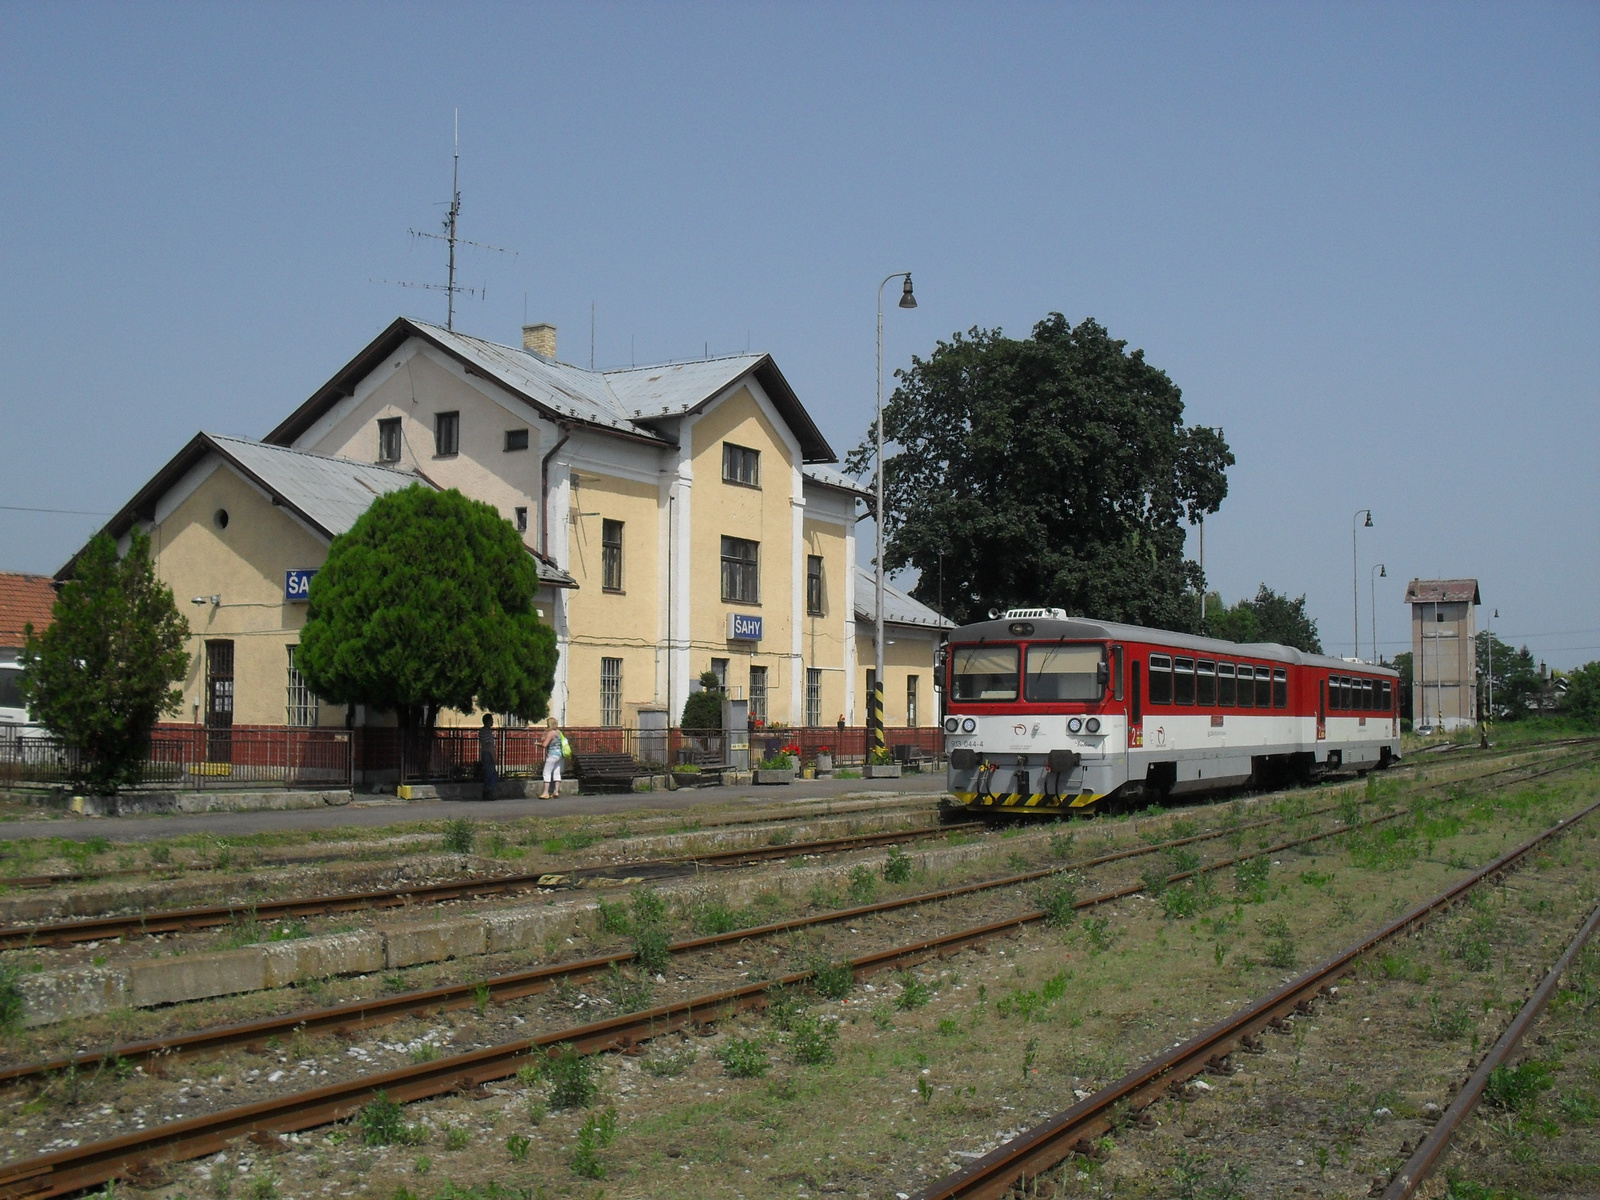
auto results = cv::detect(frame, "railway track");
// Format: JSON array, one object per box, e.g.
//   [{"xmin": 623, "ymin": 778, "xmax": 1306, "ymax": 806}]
[
  {"xmin": 0, "ymin": 820, "xmax": 987, "ymax": 949},
  {"xmin": 1, "ymin": 761, "xmax": 1592, "ymax": 1199},
  {"xmin": 906, "ymin": 796, "xmax": 1600, "ymax": 1200}
]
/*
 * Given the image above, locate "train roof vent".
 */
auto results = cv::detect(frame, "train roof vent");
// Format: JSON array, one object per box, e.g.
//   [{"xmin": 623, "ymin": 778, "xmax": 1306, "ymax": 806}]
[{"xmin": 1002, "ymin": 607, "xmax": 1068, "ymax": 620}]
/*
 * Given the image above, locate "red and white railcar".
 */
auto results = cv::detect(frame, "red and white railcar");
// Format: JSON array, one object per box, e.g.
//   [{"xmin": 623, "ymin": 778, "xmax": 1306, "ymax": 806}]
[{"xmin": 942, "ymin": 608, "xmax": 1400, "ymax": 816}]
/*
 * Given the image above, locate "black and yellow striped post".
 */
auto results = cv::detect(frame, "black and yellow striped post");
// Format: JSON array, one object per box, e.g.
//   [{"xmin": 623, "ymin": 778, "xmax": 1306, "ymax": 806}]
[{"xmin": 868, "ymin": 681, "xmax": 886, "ymax": 755}]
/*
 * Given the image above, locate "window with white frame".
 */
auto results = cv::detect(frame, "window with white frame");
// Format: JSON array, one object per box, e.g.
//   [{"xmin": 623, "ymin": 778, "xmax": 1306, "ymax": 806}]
[
  {"xmin": 601, "ymin": 519, "xmax": 624, "ymax": 592},
  {"xmin": 600, "ymin": 657, "xmax": 623, "ymax": 727},
  {"xmin": 749, "ymin": 665, "xmax": 768, "ymax": 724},
  {"xmin": 805, "ymin": 669, "xmax": 822, "ymax": 728},
  {"xmin": 906, "ymin": 675, "xmax": 919, "ymax": 727},
  {"xmin": 722, "ymin": 442, "xmax": 760, "ymax": 487},
  {"xmin": 286, "ymin": 646, "xmax": 318, "ymax": 727},
  {"xmin": 377, "ymin": 418, "xmax": 402, "ymax": 463}
]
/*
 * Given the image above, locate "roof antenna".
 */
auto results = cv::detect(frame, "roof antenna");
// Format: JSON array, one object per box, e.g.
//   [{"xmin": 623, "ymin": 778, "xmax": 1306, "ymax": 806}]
[
  {"xmin": 373, "ymin": 110, "xmax": 516, "ymax": 331},
  {"xmin": 590, "ymin": 302, "xmax": 596, "ymax": 370}
]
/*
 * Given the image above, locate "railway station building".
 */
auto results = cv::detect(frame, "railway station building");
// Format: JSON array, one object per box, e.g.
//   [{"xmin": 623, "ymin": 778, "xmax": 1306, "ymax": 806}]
[
  {"xmin": 63, "ymin": 317, "xmax": 949, "ymax": 736},
  {"xmin": 1404, "ymin": 577, "xmax": 1480, "ymax": 731}
]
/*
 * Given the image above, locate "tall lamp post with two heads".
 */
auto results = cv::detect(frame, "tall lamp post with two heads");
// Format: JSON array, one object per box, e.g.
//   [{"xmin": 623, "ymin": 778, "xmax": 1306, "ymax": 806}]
[
  {"xmin": 1352, "ymin": 509, "xmax": 1373, "ymax": 659},
  {"xmin": 873, "ymin": 272, "xmax": 917, "ymax": 753}
]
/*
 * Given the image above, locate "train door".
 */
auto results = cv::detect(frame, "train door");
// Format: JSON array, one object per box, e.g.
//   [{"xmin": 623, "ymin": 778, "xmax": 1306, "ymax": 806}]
[
  {"xmin": 1317, "ymin": 679, "xmax": 1326, "ymax": 741},
  {"xmin": 1128, "ymin": 659, "xmax": 1143, "ymax": 749}
]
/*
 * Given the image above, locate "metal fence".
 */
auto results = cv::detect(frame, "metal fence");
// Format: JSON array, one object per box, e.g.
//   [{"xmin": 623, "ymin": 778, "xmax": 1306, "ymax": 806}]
[{"xmin": 0, "ymin": 726, "xmax": 353, "ymax": 790}]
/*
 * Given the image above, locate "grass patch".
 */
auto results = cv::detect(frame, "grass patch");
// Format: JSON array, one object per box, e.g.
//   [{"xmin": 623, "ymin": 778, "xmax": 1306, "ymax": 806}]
[
  {"xmin": 883, "ymin": 845, "xmax": 913, "ymax": 884},
  {"xmin": 718, "ymin": 1038, "xmax": 770, "ymax": 1078},
  {"xmin": 545, "ymin": 1044, "xmax": 599, "ymax": 1109},
  {"xmin": 441, "ymin": 819, "xmax": 475, "ymax": 855}
]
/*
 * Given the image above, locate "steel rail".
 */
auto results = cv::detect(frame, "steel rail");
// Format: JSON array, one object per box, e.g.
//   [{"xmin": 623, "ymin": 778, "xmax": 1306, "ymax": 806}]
[
  {"xmin": 907, "ymin": 796, "xmax": 1600, "ymax": 1200},
  {"xmin": 2, "ymin": 748, "xmax": 1588, "ymax": 1090},
  {"xmin": 1381, "ymin": 897, "xmax": 1600, "ymax": 1199},
  {"xmin": 1, "ymin": 796, "xmax": 1594, "ymax": 1200},
  {"xmin": 0, "ymin": 821, "xmax": 987, "ymax": 949}
]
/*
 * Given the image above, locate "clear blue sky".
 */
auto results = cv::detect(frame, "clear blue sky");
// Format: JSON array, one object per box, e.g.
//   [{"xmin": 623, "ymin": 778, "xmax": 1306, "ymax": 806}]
[{"xmin": 2, "ymin": 3, "xmax": 1595, "ymax": 667}]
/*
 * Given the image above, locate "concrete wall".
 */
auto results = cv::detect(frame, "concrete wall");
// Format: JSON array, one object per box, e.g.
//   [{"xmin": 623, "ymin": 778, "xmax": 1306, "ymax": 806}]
[
  {"xmin": 1411, "ymin": 599, "xmax": 1478, "ymax": 730},
  {"xmin": 856, "ymin": 621, "xmax": 942, "ymax": 727}
]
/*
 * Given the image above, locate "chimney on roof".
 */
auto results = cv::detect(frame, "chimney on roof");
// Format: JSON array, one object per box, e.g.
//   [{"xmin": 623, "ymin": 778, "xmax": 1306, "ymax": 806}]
[{"xmin": 522, "ymin": 323, "xmax": 556, "ymax": 359}]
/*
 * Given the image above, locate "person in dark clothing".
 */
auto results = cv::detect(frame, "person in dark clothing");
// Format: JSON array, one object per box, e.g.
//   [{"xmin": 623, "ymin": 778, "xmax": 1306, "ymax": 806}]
[{"xmin": 479, "ymin": 713, "xmax": 498, "ymax": 801}]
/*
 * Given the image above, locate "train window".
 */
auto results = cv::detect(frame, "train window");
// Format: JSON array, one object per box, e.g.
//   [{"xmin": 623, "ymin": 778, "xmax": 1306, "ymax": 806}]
[
  {"xmin": 1330, "ymin": 676, "xmax": 1342, "ymax": 710},
  {"xmin": 1111, "ymin": 645, "xmax": 1124, "ymax": 701},
  {"xmin": 1380, "ymin": 680, "xmax": 1392, "ymax": 710},
  {"xmin": 1340, "ymin": 677, "xmax": 1351, "ymax": 710},
  {"xmin": 1256, "ymin": 666, "xmax": 1273, "ymax": 708},
  {"xmin": 950, "ymin": 645, "xmax": 1019, "ymax": 702},
  {"xmin": 1196, "ymin": 660, "xmax": 1216, "ymax": 706},
  {"xmin": 1363, "ymin": 679, "xmax": 1375, "ymax": 710},
  {"xmin": 1235, "ymin": 663, "xmax": 1253, "ymax": 708},
  {"xmin": 1148, "ymin": 655, "xmax": 1172, "ymax": 704},
  {"xmin": 1174, "ymin": 657, "xmax": 1196, "ymax": 705},
  {"xmin": 1217, "ymin": 662, "xmax": 1236, "ymax": 706},
  {"xmin": 1273, "ymin": 667, "xmax": 1288, "ymax": 708},
  {"xmin": 1025, "ymin": 643, "xmax": 1105, "ymax": 701}
]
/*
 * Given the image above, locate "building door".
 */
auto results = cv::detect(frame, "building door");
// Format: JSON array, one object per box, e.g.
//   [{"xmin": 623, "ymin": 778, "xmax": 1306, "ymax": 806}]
[{"xmin": 205, "ymin": 640, "xmax": 235, "ymax": 763}]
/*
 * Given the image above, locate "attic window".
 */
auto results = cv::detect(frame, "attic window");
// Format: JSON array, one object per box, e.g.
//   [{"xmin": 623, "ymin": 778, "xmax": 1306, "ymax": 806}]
[
  {"xmin": 722, "ymin": 443, "xmax": 760, "ymax": 487},
  {"xmin": 377, "ymin": 418, "xmax": 401, "ymax": 463},
  {"xmin": 434, "ymin": 412, "xmax": 459, "ymax": 457},
  {"xmin": 505, "ymin": 429, "xmax": 530, "ymax": 452}
]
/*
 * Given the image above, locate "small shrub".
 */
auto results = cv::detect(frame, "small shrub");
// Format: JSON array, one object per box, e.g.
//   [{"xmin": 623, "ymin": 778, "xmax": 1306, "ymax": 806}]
[
  {"xmin": 1167, "ymin": 847, "xmax": 1201, "ymax": 875},
  {"xmin": 1139, "ymin": 862, "xmax": 1169, "ymax": 896},
  {"xmin": 719, "ymin": 1038, "xmax": 770, "ymax": 1078},
  {"xmin": 1006, "ymin": 851, "xmax": 1030, "ymax": 872},
  {"xmin": 1485, "ymin": 1060, "xmax": 1554, "ymax": 1112},
  {"xmin": 871, "ymin": 1004, "xmax": 895, "ymax": 1029},
  {"xmin": 443, "ymin": 1127, "xmax": 470, "ymax": 1151},
  {"xmin": 505, "ymin": 1134, "xmax": 531, "ymax": 1163},
  {"xmin": 788, "ymin": 1015, "xmax": 839, "ymax": 1065},
  {"xmin": 883, "ymin": 845, "xmax": 913, "ymax": 884},
  {"xmin": 895, "ymin": 973, "xmax": 931, "ymax": 1010},
  {"xmin": 360, "ymin": 1092, "xmax": 422, "ymax": 1146},
  {"xmin": 631, "ymin": 887, "xmax": 668, "ymax": 927},
  {"xmin": 1557, "ymin": 1090, "xmax": 1599, "ymax": 1124},
  {"xmin": 442, "ymin": 819, "xmax": 475, "ymax": 855},
  {"xmin": 765, "ymin": 985, "xmax": 807, "ymax": 1031},
  {"xmin": 1425, "ymin": 994, "xmax": 1473, "ymax": 1040},
  {"xmin": 642, "ymin": 1044, "xmax": 698, "ymax": 1078},
  {"xmin": 1234, "ymin": 855, "xmax": 1271, "ymax": 900},
  {"xmin": 545, "ymin": 1044, "xmax": 599, "ymax": 1109},
  {"xmin": 1258, "ymin": 915, "xmax": 1296, "ymax": 969},
  {"xmin": 1049, "ymin": 829, "xmax": 1076, "ymax": 859},
  {"xmin": 595, "ymin": 898, "xmax": 630, "ymax": 936},
  {"xmin": 1377, "ymin": 951, "xmax": 1431, "ymax": 985},
  {"xmin": 603, "ymin": 963, "xmax": 654, "ymax": 1012},
  {"xmin": 0, "ymin": 962, "xmax": 23, "ymax": 1033},
  {"xmin": 408, "ymin": 1043, "xmax": 441, "ymax": 1064},
  {"xmin": 570, "ymin": 1108, "xmax": 618, "ymax": 1179},
  {"xmin": 147, "ymin": 842, "xmax": 171, "ymax": 864},
  {"xmin": 1038, "ymin": 877, "xmax": 1079, "ymax": 928},
  {"xmin": 690, "ymin": 898, "xmax": 741, "ymax": 935},
  {"xmin": 1161, "ymin": 874, "xmax": 1217, "ymax": 919},
  {"xmin": 1083, "ymin": 915, "xmax": 1114, "ymax": 953},
  {"xmin": 811, "ymin": 959, "xmax": 855, "ymax": 1000},
  {"xmin": 847, "ymin": 865, "xmax": 879, "ymax": 906},
  {"xmin": 632, "ymin": 926, "xmax": 671, "ymax": 976}
]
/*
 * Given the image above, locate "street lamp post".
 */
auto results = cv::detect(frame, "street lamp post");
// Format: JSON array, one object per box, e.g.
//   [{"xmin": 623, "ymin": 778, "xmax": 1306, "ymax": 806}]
[
  {"xmin": 1370, "ymin": 563, "xmax": 1386, "ymax": 665},
  {"xmin": 873, "ymin": 271, "xmax": 917, "ymax": 755},
  {"xmin": 1352, "ymin": 509, "xmax": 1373, "ymax": 659},
  {"xmin": 1487, "ymin": 607, "xmax": 1498, "ymax": 724}
]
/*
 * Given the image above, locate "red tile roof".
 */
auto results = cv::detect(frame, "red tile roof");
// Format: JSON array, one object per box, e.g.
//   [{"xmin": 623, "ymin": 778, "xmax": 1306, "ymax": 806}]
[{"xmin": 0, "ymin": 573, "xmax": 57, "ymax": 648}]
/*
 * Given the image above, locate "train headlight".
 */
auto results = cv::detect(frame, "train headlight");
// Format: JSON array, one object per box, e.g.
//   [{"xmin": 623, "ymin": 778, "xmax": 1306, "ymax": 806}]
[
  {"xmin": 1066, "ymin": 717, "xmax": 1083, "ymax": 734},
  {"xmin": 961, "ymin": 717, "xmax": 977, "ymax": 733},
  {"xmin": 1086, "ymin": 717, "xmax": 1101, "ymax": 734},
  {"xmin": 944, "ymin": 716, "xmax": 960, "ymax": 734}
]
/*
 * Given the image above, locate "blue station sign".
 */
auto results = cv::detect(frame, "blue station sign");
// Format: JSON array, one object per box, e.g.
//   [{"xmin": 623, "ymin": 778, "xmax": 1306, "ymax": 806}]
[
  {"xmin": 727, "ymin": 612, "xmax": 763, "ymax": 642},
  {"xmin": 284, "ymin": 569, "xmax": 317, "ymax": 602}
]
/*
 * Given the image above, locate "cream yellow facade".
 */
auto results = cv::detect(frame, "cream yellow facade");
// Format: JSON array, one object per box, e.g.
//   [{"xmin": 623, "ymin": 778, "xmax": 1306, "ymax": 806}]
[{"xmin": 74, "ymin": 317, "xmax": 952, "ymax": 732}]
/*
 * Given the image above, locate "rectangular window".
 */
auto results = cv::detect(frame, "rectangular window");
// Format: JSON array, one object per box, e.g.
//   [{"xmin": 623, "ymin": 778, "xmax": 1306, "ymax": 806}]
[
  {"xmin": 805, "ymin": 668, "xmax": 823, "ymax": 728},
  {"xmin": 1218, "ymin": 662, "xmax": 1236, "ymax": 706},
  {"xmin": 601, "ymin": 519, "xmax": 624, "ymax": 592},
  {"xmin": 1365, "ymin": 679, "xmax": 1376, "ymax": 711},
  {"xmin": 434, "ymin": 411, "xmax": 459, "ymax": 457},
  {"xmin": 749, "ymin": 665, "xmax": 768, "ymax": 724},
  {"xmin": 286, "ymin": 646, "xmax": 318, "ymax": 727},
  {"xmin": 514, "ymin": 506, "xmax": 528, "ymax": 534},
  {"xmin": 1023, "ymin": 643, "xmax": 1105, "ymax": 702},
  {"xmin": 1235, "ymin": 663, "xmax": 1254, "ymax": 708},
  {"xmin": 951, "ymin": 645, "xmax": 1019, "ymax": 702},
  {"xmin": 1174, "ymin": 657, "xmax": 1196, "ymax": 705},
  {"xmin": 1273, "ymin": 667, "xmax": 1288, "ymax": 709},
  {"xmin": 204, "ymin": 640, "xmax": 234, "ymax": 763},
  {"xmin": 722, "ymin": 442, "xmax": 760, "ymax": 487},
  {"xmin": 710, "ymin": 658, "xmax": 729, "ymax": 691},
  {"xmin": 504, "ymin": 429, "xmax": 529, "ymax": 452},
  {"xmin": 806, "ymin": 555, "xmax": 824, "ymax": 615},
  {"xmin": 1336, "ymin": 676, "xmax": 1348, "ymax": 710},
  {"xmin": 600, "ymin": 657, "xmax": 623, "ymax": 727},
  {"xmin": 720, "ymin": 536, "xmax": 760, "ymax": 603},
  {"xmin": 906, "ymin": 676, "xmax": 919, "ymax": 726},
  {"xmin": 1147, "ymin": 654, "xmax": 1173, "ymax": 704},
  {"xmin": 1255, "ymin": 666, "xmax": 1273, "ymax": 708},
  {"xmin": 377, "ymin": 418, "xmax": 402, "ymax": 463},
  {"xmin": 1196, "ymin": 660, "xmax": 1216, "ymax": 706},
  {"xmin": 1380, "ymin": 680, "xmax": 1392, "ymax": 711}
]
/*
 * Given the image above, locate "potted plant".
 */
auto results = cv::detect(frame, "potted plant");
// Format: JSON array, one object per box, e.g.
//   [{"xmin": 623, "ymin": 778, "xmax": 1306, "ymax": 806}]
[
  {"xmin": 814, "ymin": 745, "xmax": 833, "ymax": 775},
  {"xmin": 863, "ymin": 747, "xmax": 902, "ymax": 778},
  {"xmin": 671, "ymin": 761, "xmax": 704, "ymax": 789},
  {"xmin": 753, "ymin": 744, "xmax": 799, "ymax": 784}
]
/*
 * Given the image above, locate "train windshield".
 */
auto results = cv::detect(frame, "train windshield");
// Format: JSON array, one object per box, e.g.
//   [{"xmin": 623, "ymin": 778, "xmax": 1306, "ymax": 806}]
[
  {"xmin": 950, "ymin": 645, "xmax": 1019, "ymax": 701},
  {"xmin": 1024, "ymin": 643, "xmax": 1104, "ymax": 701}
]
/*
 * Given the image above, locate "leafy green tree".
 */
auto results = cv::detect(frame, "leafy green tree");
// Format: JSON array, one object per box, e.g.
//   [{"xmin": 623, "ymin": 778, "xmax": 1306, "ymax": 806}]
[
  {"xmin": 295, "ymin": 486, "xmax": 557, "ymax": 732},
  {"xmin": 1204, "ymin": 585, "xmax": 1323, "ymax": 654},
  {"xmin": 1563, "ymin": 661, "xmax": 1600, "ymax": 728},
  {"xmin": 19, "ymin": 529, "xmax": 190, "ymax": 793},
  {"xmin": 1392, "ymin": 651, "xmax": 1414, "ymax": 722},
  {"xmin": 680, "ymin": 672, "xmax": 724, "ymax": 730},
  {"xmin": 848, "ymin": 315, "xmax": 1232, "ymax": 630},
  {"xmin": 1474, "ymin": 632, "xmax": 1541, "ymax": 720}
]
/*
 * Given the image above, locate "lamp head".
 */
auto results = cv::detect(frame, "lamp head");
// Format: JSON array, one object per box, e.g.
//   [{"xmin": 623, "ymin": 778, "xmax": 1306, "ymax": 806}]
[
  {"xmin": 898, "ymin": 275, "xmax": 917, "ymax": 309},
  {"xmin": 1363, "ymin": 511, "xmax": 1373, "ymax": 527},
  {"xmin": 1379, "ymin": 565, "xmax": 1387, "ymax": 577}
]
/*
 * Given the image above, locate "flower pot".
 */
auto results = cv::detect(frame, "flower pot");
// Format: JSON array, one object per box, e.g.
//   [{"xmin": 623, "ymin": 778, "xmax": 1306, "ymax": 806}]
[
  {"xmin": 671, "ymin": 771, "xmax": 705, "ymax": 789},
  {"xmin": 815, "ymin": 753, "xmax": 833, "ymax": 775},
  {"xmin": 863, "ymin": 764, "xmax": 902, "ymax": 779},
  {"xmin": 753, "ymin": 768, "xmax": 794, "ymax": 785}
]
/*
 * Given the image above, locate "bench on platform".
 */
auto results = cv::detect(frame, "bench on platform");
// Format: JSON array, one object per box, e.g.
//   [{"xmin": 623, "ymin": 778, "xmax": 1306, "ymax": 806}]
[
  {"xmin": 573, "ymin": 752, "xmax": 647, "ymax": 792},
  {"xmin": 892, "ymin": 743, "xmax": 935, "ymax": 772}
]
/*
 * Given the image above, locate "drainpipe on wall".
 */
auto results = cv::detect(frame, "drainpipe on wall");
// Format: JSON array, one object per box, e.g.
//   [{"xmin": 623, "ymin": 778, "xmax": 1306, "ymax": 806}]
[{"xmin": 540, "ymin": 424, "xmax": 571, "ymax": 559}]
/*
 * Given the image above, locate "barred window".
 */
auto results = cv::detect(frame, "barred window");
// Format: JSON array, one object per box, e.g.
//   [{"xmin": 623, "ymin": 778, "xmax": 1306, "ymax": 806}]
[
  {"xmin": 805, "ymin": 668, "xmax": 823, "ymax": 728},
  {"xmin": 806, "ymin": 555, "xmax": 824, "ymax": 615},
  {"xmin": 720, "ymin": 536, "xmax": 759, "ymax": 603},
  {"xmin": 601, "ymin": 519, "xmax": 624, "ymax": 592},
  {"xmin": 722, "ymin": 442, "xmax": 760, "ymax": 487},
  {"xmin": 377, "ymin": 418, "xmax": 402, "ymax": 463},
  {"xmin": 906, "ymin": 675, "xmax": 919, "ymax": 726},
  {"xmin": 749, "ymin": 665, "xmax": 768, "ymax": 724},
  {"xmin": 286, "ymin": 646, "xmax": 318, "ymax": 727},
  {"xmin": 600, "ymin": 657, "xmax": 623, "ymax": 727}
]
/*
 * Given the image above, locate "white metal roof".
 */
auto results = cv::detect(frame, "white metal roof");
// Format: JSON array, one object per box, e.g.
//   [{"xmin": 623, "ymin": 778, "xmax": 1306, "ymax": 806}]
[
  {"xmin": 803, "ymin": 466, "xmax": 872, "ymax": 499},
  {"xmin": 207, "ymin": 434, "xmax": 423, "ymax": 538},
  {"xmin": 605, "ymin": 355, "xmax": 766, "ymax": 417},
  {"xmin": 854, "ymin": 568, "xmax": 954, "ymax": 630}
]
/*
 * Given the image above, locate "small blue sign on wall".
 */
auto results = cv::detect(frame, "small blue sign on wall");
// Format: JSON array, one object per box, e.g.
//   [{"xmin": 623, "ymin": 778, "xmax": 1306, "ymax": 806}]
[
  {"xmin": 728, "ymin": 612, "xmax": 763, "ymax": 642},
  {"xmin": 284, "ymin": 569, "xmax": 317, "ymax": 602}
]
